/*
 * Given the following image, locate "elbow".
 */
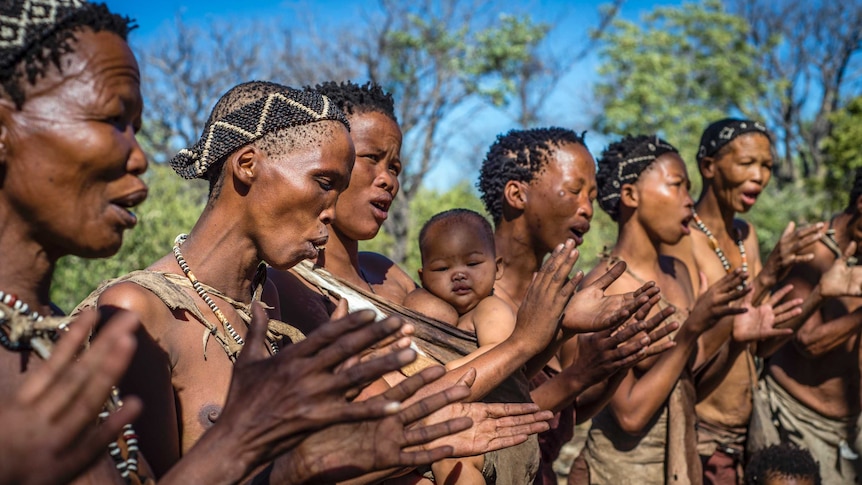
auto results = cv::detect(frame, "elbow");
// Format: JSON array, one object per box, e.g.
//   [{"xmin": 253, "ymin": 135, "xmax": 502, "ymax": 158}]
[
  {"xmin": 614, "ymin": 411, "xmax": 650, "ymax": 437},
  {"xmin": 792, "ymin": 334, "xmax": 823, "ymax": 359}
]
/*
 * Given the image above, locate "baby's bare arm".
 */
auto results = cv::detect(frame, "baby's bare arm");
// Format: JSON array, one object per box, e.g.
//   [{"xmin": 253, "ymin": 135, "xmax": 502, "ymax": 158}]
[
  {"xmin": 403, "ymin": 288, "xmax": 459, "ymax": 326},
  {"xmin": 446, "ymin": 296, "xmax": 516, "ymax": 370}
]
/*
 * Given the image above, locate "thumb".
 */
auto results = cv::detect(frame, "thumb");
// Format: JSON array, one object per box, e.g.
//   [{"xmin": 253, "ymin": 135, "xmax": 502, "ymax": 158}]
[
  {"xmin": 698, "ymin": 271, "xmax": 709, "ymax": 297},
  {"xmin": 236, "ymin": 302, "xmax": 269, "ymax": 365},
  {"xmin": 781, "ymin": 221, "xmax": 795, "ymax": 239},
  {"xmin": 331, "ymin": 298, "xmax": 349, "ymax": 320},
  {"xmin": 844, "ymin": 241, "xmax": 858, "ymax": 260},
  {"xmin": 455, "ymin": 367, "xmax": 477, "ymax": 388}
]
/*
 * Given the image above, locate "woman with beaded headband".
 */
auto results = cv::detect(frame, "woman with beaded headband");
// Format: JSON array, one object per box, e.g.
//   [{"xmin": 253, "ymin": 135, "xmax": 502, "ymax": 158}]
[
  {"xmin": 75, "ymin": 78, "xmax": 543, "ymax": 483},
  {"xmin": 570, "ymin": 134, "xmax": 799, "ymax": 484},
  {"xmin": 0, "ymin": 2, "xmax": 516, "ymax": 484},
  {"xmin": 661, "ymin": 118, "xmax": 831, "ymax": 484}
]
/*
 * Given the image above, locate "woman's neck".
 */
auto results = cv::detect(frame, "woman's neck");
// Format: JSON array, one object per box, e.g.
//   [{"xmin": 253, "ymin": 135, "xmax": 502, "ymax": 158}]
[
  {"xmin": 0, "ymin": 210, "xmax": 58, "ymax": 314},
  {"xmin": 612, "ymin": 218, "xmax": 663, "ymax": 279},
  {"xmin": 494, "ymin": 220, "xmax": 546, "ymax": 306},
  {"xmin": 316, "ymin": 226, "xmax": 365, "ymax": 286},
  {"xmin": 696, "ymin": 186, "xmax": 735, "ymax": 236},
  {"xmin": 178, "ymin": 208, "xmax": 261, "ymax": 304}
]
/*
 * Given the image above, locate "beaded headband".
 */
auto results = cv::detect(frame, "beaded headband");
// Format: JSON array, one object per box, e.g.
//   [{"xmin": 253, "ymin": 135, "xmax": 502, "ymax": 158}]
[
  {"xmin": 697, "ymin": 118, "xmax": 771, "ymax": 162},
  {"xmin": 170, "ymin": 84, "xmax": 350, "ymax": 180},
  {"xmin": 598, "ymin": 135, "xmax": 678, "ymax": 221},
  {"xmin": 0, "ymin": 0, "xmax": 88, "ymax": 73}
]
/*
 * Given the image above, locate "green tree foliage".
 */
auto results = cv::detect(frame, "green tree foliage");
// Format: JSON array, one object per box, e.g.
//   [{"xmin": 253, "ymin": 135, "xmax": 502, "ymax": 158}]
[
  {"xmin": 593, "ymin": 0, "xmax": 766, "ymax": 182},
  {"xmin": 822, "ymin": 95, "xmax": 862, "ymax": 212},
  {"xmin": 365, "ymin": 1, "xmax": 556, "ymax": 265},
  {"xmin": 51, "ymin": 165, "xmax": 207, "ymax": 311}
]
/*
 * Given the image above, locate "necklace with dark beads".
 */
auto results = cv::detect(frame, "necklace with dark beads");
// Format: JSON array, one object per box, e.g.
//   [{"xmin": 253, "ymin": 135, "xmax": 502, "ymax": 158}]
[{"xmin": 691, "ymin": 209, "xmax": 749, "ymax": 292}]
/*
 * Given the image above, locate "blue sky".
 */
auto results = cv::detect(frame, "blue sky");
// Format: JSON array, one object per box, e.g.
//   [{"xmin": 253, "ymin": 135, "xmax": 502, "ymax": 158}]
[{"xmin": 105, "ymin": 0, "xmax": 683, "ymax": 189}]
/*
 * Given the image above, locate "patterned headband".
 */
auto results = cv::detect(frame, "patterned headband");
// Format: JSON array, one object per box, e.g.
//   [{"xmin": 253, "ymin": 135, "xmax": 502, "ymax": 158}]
[
  {"xmin": 598, "ymin": 135, "xmax": 678, "ymax": 221},
  {"xmin": 697, "ymin": 118, "xmax": 771, "ymax": 162},
  {"xmin": 0, "ymin": 0, "xmax": 88, "ymax": 73},
  {"xmin": 170, "ymin": 85, "xmax": 350, "ymax": 180}
]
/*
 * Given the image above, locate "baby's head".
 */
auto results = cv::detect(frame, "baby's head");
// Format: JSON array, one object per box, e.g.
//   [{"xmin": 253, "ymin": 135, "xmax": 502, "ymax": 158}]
[
  {"xmin": 745, "ymin": 443, "xmax": 821, "ymax": 485},
  {"xmin": 418, "ymin": 209, "xmax": 500, "ymax": 315}
]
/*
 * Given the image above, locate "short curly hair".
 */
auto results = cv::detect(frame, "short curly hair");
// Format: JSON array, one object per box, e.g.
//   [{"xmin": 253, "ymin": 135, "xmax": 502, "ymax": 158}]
[
  {"xmin": 309, "ymin": 80, "xmax": 396, "ymax": 122},
  {"xmin": 478, "ymin": 127, "xmax": 587, "ymax": 225},
  {"xmin": 0, "ymin": 2, "xmax": 135, "ymax": 108},
  {"xmin": 744, "ymin": 443, "xmax": 821, "ymax": 485}
]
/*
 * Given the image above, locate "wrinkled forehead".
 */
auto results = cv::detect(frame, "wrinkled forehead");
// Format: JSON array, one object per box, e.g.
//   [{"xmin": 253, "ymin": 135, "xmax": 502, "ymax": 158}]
[{"xmin": 11, "ymin": 30, "xmax": 139, "ymax": 104}]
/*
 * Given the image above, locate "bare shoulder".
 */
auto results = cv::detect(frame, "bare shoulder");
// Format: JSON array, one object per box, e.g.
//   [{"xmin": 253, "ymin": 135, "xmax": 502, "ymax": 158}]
[
  {"xmin": 359, "ymin": 251, "xmax": 418, "ymax": 303},
  {"xmin": 474, "ymin": 294, "xmax": 515, "ymax": 319},
  {"xmin": 97, "ymin": 280, "xmax": 175, "ymax": 336},
  {"xmin": 403, "ymin": 287, "xmax": 458, "ymax": 325}
]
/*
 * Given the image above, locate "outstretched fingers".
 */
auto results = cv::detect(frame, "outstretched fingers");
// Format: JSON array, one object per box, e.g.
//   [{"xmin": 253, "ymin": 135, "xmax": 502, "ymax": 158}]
[
  {"xmin": 235, "ymin": 302, "xmax": 271, "ymax": 365},
  {"xmin": 592, "ymin": 260, "xmax": 627, "ymax": 291},
  {"xmin": 383, "ymin": 365, "xmax": 447, "ymax": 403},
  {"xmin": 311, "ymin": 315, "xmax": 405, "ymax": 370}
]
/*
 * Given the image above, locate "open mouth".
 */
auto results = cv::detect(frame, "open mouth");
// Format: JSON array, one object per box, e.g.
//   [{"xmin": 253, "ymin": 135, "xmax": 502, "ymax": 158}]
[
  {"xmin": 741, "ymin": 191, "xmax": 761, "ymax": 206},
  {"xmin": 311, "ymin": 236, "xmax": 329, "ymax": 252},
  {"xmin": 110, "ymin": 189, "xmax": 148, "ymax": 227},
  {"xmin": 370, "ymin": 194, "xmax": 393, "ymax": 218},
  {"xmin": 681, "ymin": 215, "xmax": 693, "ymax": 234},
  {"xmin": 569, "ymin": 224, "xmax": 589, "ymax": 244}
]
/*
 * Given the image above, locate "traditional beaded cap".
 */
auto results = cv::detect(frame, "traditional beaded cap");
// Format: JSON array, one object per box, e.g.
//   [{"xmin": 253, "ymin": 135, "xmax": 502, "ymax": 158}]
[
  {"xmin": 170, "ymin": 82, "xmax": 350, "ymax": 180},
  {"xmin": 597, "ymin": 134, "xmax": 678, "ymax": 221},
  {"xmin": 0, "ymin": 0, "xmax": 86, "ymax": 72},
  {"xmin": 697, "ymin": 118, "xmax": 771, "ymax": 162}
]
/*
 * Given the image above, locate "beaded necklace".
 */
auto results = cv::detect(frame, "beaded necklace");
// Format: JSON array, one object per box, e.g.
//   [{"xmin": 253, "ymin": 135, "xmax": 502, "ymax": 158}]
[
  {"xmin": 691, "ymin": 209, "xmax": 748, "ymax": 276},
  {"xmin": 0, "ymin": 291, "xmax": 140, "ymax": 483},
  {"xmin": 172, "ymin": 234, "xmax": 279, "ymax": 355}
]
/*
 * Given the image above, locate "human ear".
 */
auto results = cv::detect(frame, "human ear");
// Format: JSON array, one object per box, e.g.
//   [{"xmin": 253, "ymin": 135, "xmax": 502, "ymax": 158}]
[
  {"xmin": 504, "ymin": 180, "xmax": 527, "ymax": 210},
  {"xmin": 620, "ymin": 183, "xmax": 638, "ymax": 210},
  {"xmin": 699, "ymin": 156, "xmax": 716, "ymax": 180},
  {"xmin": 230, "ymin": 145, "xmax": 259, "ymax": 187},
  {"xmin": 495, "ymin": 256, "xmax": 504, "ymax": 280}
]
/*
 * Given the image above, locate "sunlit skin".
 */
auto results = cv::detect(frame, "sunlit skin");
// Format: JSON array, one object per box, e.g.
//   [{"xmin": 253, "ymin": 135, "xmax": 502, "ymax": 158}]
[
  {"xmin": 662, "ymin": 133, "xmax": 773, "ymax": 435},
  {"xmin": 766, "ymin": 194, "xmax": 862, "ymax": 422},
  {"xmin": 0, "ymin": 30, "xmax": 149, "ymax": 484},
  {"xmin": 97, "ymin": 120, "xmax": 355, "ymax": 476},
  {"xmin": 578, "ymin": 153, "xmax": 700, "ymax": 439}
]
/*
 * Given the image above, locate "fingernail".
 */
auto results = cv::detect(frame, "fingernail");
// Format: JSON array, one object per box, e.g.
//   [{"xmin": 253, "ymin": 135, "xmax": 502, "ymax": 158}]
[
  {"xmin": 640, "ymin": 336, "xmax": 650, "ymax": 345},
  {"xmin": 384, "ymin": 401, "xmax": 402, "ymax": 414}
]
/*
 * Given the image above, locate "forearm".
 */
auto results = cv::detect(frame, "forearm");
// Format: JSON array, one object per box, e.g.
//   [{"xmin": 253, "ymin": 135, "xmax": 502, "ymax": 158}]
[
  {"xmin": 524, "ymin": 329, "xmax": 573, "ymax": 379},
  {"xmin": 611, "ymin": 330, "xmax": 698, "ymax": 434},
  {"xmin": 796, "ymin": 307, "xmax": 862, "ymax": 358},
  {"xmin": 692, "ymin": 317, "xmax": 732, "ymax": 370},
  {"xmin": 573, "ymin": 372, "xmax": 626, "ymax": 423},
  {"xmin": 161, "ymin": 425, "xmax": 258, "ymax": 485},
  {"xmin": 750, "ymin": 268, "xmax": 778, "ymax": 306},
  {"xmin": 529, "ymin": 362, "xmax": 591, "ymax": 413},
  {"xmin": 405, "ymin": 337, "xmax": 534, "ymax": 405}
]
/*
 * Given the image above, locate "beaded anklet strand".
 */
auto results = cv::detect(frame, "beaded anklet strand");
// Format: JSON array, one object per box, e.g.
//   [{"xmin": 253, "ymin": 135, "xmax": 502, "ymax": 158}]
[{"xmin": 0, "ymin": 291, "xmax": 140, "ymax": 483}]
